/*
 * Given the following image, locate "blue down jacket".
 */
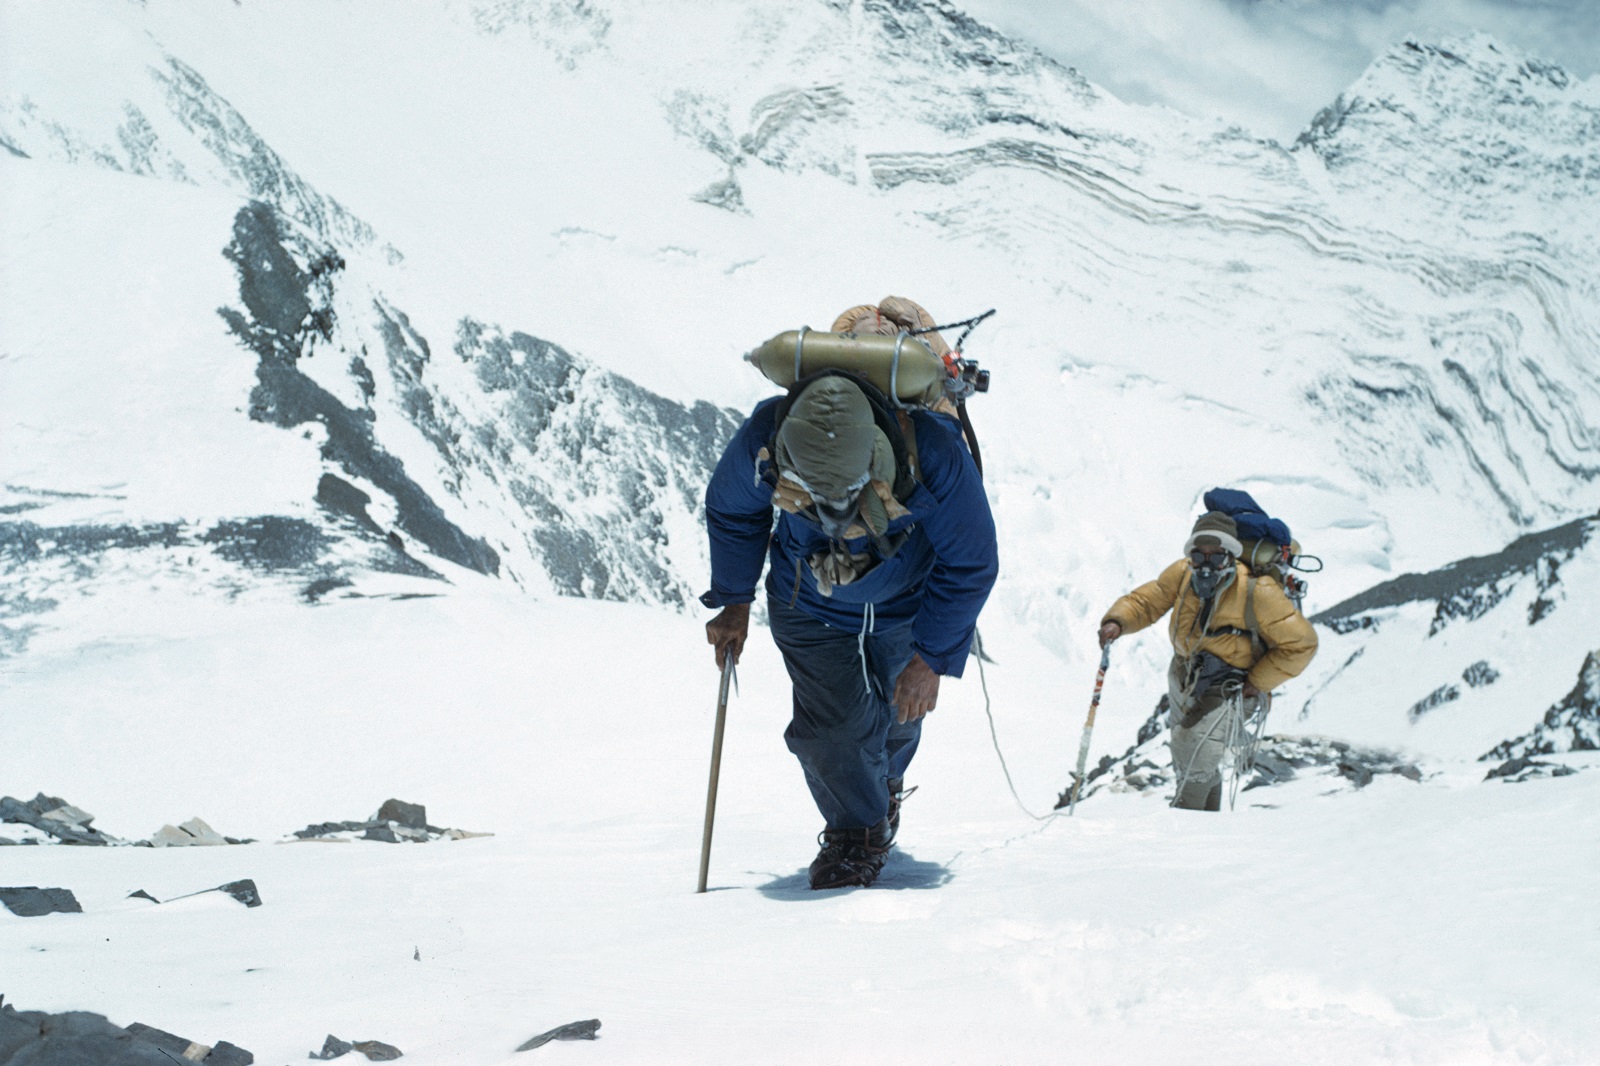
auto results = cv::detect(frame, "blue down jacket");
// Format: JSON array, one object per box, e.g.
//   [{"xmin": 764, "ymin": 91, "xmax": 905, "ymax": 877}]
[{"xmin": 702, "ymin": 396, "xmax": 998, "ymax": 677}]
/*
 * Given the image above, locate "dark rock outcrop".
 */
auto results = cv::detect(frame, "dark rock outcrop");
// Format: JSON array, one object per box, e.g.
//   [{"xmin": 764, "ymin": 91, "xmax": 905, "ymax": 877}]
[
  {"xmin": 219, "ymin": 202, "xmax": 500, "ymax": 578},
  {"xmin": 291, "ymin": 800, "xmax": 484, "ymax": 844},
  {"xmin": 309, "ymin": 1034, "xmax": 402, "ymax": 1061},
  {"xmin": 1243, "ymin": 735, "xmax": 1422, "ymax": 790},
  {"xmin": 0, "ymin": 794, "xmax": 114, "ymax": 845},
  {"xmin": 0, "ymin": 1003, "xmax": 253, "ymax": 1065},
  {"xmin": 1483, "ymin": 649, "xmax": 1600, "ymax": 761},
  {"xmin": 516, "ymin": 1019, "xmax": 601, "ymax": 1052},
  {"xmin": 1312, "ymin": 511, "xmax": 1597, "ymax": 635},
  {"xmin": 1482, "ymin": 756, "xmax": 1579, "ymax": 783},
  {"xmin": 0, "ymin": 887, "xmax": 82, "ymax": 917}
]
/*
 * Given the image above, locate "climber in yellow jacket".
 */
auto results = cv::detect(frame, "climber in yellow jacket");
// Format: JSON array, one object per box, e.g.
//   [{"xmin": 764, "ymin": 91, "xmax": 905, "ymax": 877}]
[{"xmin": 1098, "ymin": 510, "xmax": 1318, "ymax": 810}]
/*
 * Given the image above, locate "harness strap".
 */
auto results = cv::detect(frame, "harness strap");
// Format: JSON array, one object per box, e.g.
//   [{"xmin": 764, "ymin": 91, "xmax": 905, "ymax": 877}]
[{"xmin": 1174, "ymin": 575, "xmax": 1194, "ymax": 651}]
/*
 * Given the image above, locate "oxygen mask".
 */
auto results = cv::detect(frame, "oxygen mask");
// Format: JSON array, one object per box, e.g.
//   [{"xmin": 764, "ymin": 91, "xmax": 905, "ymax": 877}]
[
  {"xmin": 1187, "ymin": 549, "xmax": 1237, "ymax": 600},
  {"xmin": 793, "ymin": 469, "xmax": 872, "ymax": 541}
]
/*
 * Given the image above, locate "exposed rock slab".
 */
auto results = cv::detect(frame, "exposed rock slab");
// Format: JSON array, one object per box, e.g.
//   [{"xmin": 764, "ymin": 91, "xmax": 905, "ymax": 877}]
[
  {"xmin": 0, "ymin": 887, "xmax": 82, "ymax": 917},
  {"xmin": 516, "ymin": 1019, "xmax": 601, "ymax": 1052},
  {"xmin": 0, "ymin": 1002, "xmax": 253, "ymax": 1065}
]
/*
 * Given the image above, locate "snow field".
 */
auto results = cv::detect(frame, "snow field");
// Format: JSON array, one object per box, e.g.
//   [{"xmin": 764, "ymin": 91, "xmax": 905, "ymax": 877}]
[{"xmin": 4, "ymin": 590, "xmax": 1597, "ymax": 1064}]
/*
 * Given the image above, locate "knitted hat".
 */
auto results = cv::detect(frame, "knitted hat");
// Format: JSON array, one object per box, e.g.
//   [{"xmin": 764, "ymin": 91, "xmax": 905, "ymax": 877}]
[{"xmin": 1184, "ymin": 511, "xmax": 1243, "ymax": 557}]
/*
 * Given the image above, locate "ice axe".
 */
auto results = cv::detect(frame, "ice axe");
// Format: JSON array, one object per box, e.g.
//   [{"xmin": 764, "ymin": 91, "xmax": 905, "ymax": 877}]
[
  {"xmin": 1067, "ymin": 643, "xmax": 1112, "ymax": 815},
  {"xmin": 696, "ymin": 654, "xmax": 737, "ymax": 893}
]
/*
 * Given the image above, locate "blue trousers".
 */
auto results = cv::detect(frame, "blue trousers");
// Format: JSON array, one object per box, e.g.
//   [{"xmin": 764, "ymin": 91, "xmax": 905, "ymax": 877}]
[{"xmin": 768, "ymin": 595, "xmax": 922, "ymax": 831}]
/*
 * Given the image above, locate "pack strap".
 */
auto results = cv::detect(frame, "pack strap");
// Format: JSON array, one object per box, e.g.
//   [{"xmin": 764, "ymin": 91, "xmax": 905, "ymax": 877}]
[
  {"xmin": 1243, "ymin": 575, "xmax": 1264, "ymax": 663},
  {"xmin": 895, "ymin": 410, "xmax": 921, "ymax": 485},
  {"xmin": 957, "ymin": 401, "xmax": 984, "ymax": 478}
]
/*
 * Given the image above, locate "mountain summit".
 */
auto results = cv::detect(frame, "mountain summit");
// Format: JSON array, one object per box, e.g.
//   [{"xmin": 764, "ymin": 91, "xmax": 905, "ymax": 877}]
[{"xmin": 1298, "ymin": 33, "xmax": 1600, "ymax": 246}]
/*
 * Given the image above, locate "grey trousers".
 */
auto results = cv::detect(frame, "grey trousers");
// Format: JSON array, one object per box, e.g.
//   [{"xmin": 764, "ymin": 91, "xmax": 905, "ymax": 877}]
[{"xmin": 1167, "ymin": 657, "xmax": 1263, "ymax": 811}]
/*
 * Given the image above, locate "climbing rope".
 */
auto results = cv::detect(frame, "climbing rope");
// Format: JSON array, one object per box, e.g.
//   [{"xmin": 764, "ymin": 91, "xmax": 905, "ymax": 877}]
[{"xmin": 974, "ymin": 630, "xmax": 1058, "ymax": 823}]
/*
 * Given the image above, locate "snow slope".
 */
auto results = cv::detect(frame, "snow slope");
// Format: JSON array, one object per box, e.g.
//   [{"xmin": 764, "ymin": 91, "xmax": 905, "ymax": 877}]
[
  {"xmin": 4, "ymin": 595, "xmax": 1599, "ymax": 1064},
  {"xmin": 4, "ymin": 0, "xmax": 1600, "ymax": 1061}
]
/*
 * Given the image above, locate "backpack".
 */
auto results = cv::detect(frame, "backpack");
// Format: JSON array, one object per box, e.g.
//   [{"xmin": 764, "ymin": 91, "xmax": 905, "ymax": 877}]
[{"xmin": 1201, "ymin": 487, "xmax": 1322, "ymax": 612}]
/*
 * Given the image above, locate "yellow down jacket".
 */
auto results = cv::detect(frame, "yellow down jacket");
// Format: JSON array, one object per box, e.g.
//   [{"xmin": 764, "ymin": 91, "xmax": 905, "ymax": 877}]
[{"xmin": 1102, "ymin": 560, "xmax": 1318, "ymax": 692}]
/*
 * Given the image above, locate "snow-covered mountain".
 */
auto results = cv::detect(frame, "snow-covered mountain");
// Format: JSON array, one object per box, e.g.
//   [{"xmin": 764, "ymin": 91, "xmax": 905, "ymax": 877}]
[
  {"xmin": 3, "ymin": 3, "xmax": 1600, "ymax": 1060},
  {"xmin": 2, "ymin": 16, "xmax": 744, "ymax": 634},
  {"xmin": 1299, "ymin": 35, "xmax": 1600, "ymax": 251},
  {"xmin": 5, "ymin": 0, "xmax": 1598, "ymax": 752}
]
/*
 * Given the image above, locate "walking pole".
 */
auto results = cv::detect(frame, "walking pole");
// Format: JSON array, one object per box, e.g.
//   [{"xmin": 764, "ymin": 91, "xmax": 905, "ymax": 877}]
[
  {"xmin": 1067, "ymin": 644, "xmax": 1112, "ymax": 815},
  {"xmin": 697, "ymin": 654, "xmax": 737, "ymax": 893}
]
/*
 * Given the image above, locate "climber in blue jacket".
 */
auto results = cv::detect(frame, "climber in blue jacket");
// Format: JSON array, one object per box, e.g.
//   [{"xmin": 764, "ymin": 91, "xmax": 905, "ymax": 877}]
[{"xmin": 702, "ymin": 371, "xmax": 997, "ymax": 889}]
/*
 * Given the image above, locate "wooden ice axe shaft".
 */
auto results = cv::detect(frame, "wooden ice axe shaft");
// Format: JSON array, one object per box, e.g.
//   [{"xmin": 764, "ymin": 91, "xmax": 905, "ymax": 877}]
[
  {"xmin": 1068, "ymin": 644, "xmax": 1112, "ymax": 815},
  {"xmin": 697, "ymin": 655, "xmax": 736, "ymax": 893}
]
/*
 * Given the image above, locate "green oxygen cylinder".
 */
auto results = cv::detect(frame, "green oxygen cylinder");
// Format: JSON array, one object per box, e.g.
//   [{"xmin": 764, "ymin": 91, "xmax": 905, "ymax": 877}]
[
  {"xmin": 1240, "ymin": 538, "xmax": 1302, "ymax": 574},
  {"xmin": 745, "ymin": 328, "xmax": 946, "ymax": 403},
  {"xmin": 1240, "ymin": 539, "xmax": 1278, "ymax": 572}
]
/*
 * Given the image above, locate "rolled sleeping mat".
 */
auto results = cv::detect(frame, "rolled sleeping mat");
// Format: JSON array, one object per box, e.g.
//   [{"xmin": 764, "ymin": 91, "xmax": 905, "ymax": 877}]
[{"xmin": 746, "ymin": 329, "xmax": 947, "ymax": 404}]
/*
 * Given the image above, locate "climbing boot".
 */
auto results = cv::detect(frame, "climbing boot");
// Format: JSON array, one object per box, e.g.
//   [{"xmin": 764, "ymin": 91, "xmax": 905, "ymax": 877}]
[{"xmin": 807, "ymin": 819, "xmax": 892, "ymax": 890}]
